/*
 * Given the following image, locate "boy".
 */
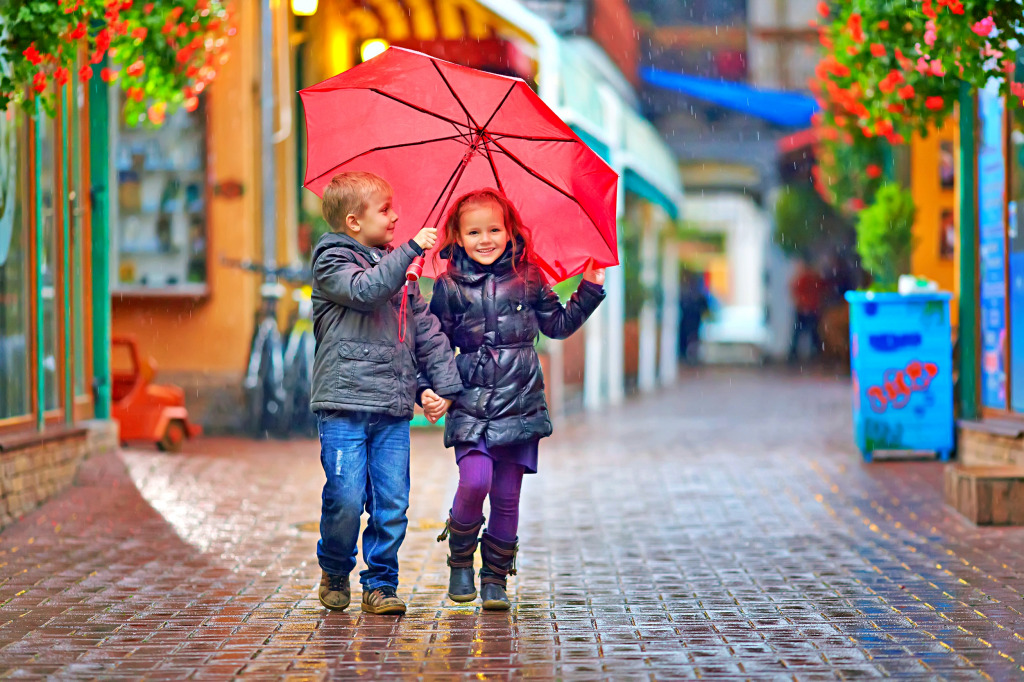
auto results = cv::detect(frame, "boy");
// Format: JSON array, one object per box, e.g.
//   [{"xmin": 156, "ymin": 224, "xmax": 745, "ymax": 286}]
[{"xmin": 311, "ymin": 171, "xmax": 461, "ymax": 615}]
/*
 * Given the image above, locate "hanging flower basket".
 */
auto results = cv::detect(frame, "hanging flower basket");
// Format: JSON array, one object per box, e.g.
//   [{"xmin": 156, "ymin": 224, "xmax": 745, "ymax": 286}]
[{"xmin": 0, "ymin": 0, "xmax": 236, "ymax": 127}]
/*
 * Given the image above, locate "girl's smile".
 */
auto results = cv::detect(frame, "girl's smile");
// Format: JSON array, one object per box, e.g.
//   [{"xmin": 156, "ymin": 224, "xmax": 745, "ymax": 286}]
[{"xmin": 456, "ymin": 201, "xmax": 509, "ymax": 266}]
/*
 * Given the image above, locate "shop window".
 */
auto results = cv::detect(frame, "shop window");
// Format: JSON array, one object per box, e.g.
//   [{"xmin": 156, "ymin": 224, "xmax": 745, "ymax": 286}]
[
  {"xmin": 977, "ymin": 81, "xmax": 1007, "ymax": 410},
  {"xmin": 38, "ymin": 109, "xmax": 61, "ymax": 412},
  {"xmin": 112, "ymin": 93, "xmax": 208, "ymax": 294},
  {"xmin": 0, "ymin": 107, "xmax": 30, "ymax": 420},
  {"xmin": 69, "ymin": 82, "xmax": 88, "ymax": 396}
]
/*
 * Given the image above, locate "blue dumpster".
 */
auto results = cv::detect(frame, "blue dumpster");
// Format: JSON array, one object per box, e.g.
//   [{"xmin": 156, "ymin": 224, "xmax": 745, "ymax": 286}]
[{"xmin": 845, "ymin": 291, "xmax": 954, "ymax": 462}]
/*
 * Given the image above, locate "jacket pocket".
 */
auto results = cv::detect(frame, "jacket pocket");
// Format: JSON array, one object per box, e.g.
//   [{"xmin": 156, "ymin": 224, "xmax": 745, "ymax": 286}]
[{"xmin": 337, "ymin": 340, "xmax": 395, "ymax": 391}]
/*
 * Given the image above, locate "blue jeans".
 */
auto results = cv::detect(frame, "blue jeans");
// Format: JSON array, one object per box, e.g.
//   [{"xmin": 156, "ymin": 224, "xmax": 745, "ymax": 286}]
[{"xmin": 316, "ymin": 411, "xmax": 411, "ymax": 590}]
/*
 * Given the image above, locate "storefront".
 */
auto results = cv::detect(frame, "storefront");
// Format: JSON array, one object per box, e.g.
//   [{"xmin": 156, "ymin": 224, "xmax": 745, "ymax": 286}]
[
  {"xmin": 956, "ymin": 63, "xmax": 1024, "ymax": 465},
  {"xmin": 0, "ymin": 76, "xmax": 117, "ymax": 528}
]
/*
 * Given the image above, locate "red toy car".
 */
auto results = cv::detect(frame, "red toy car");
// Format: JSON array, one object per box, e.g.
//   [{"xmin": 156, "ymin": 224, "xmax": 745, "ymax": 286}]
[{"xmin": 111, "ymin": 335, "xmax": 201, "ymax": 452}]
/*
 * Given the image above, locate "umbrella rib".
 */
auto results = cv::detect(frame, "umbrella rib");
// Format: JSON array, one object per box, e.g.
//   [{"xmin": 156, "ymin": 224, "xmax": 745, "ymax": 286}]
[
  {"xmin": 480, "ymin": 138, "xmax": 505, "ymax": 195},
  {"xmin": 304, "ymin": 134, "xmax": 470, "ymax": 189},
  {"xmin": 487, "ymin": 133, "xmax": 577, "ymax": 143},
  {"xmin": 425, "ymin": 157, "xmax": 470, "ymax": 228},
  {"xmin": 485, "ymin": 136, "xmax": 616, "ymax": 256},
  {"xmin": 480, "ymin": 83, "xmax": 517, "ymax": 130},
  {"xmin": 370, "ymin": 88, "xmax": 472, "ymax": 131},
  {"xmin": 432, "ymin": 61, "xmax": 479, "ymax": 129}
]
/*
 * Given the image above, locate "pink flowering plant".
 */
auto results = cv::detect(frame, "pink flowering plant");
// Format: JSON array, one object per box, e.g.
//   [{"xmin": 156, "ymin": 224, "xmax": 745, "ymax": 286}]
[
  {"xmin": 810, "ymin": 0, "xmax": 1024, "ymax": 211},
  {"xmin": 0, "ymin": 0, "xmax": 235, "ymax": 126}
]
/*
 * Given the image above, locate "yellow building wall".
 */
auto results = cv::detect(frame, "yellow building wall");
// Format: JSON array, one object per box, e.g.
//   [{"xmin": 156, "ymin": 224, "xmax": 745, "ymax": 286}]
[
  {"xmin": 112, "ymin": 0, "xmax": 261, "ymax": 375},
  {"xmin": 910, "ymin": 119, "xmax": 959, "ymax": 324}
]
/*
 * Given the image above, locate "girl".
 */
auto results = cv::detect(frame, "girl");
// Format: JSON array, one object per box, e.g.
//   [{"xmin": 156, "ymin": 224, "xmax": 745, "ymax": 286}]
[{"xmin": 427, "ymin": 189, "xmax": 605, "ymax": 610}]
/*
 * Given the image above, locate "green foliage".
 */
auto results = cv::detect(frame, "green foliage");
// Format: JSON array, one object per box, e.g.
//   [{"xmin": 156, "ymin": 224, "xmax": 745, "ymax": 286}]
[
  {"xmin": 0, "ymin": 0, "xmax": 234, "ymax": 125},
  {"xmin": 774, "ymin": 182, "xmax": 849, "ymax": 256},
  {"xmin": 855, "ymin": 183, "xmax": 916, "ymax": 292}
]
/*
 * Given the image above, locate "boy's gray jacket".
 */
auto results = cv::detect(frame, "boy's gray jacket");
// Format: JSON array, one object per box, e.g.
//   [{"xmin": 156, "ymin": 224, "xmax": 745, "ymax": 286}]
[{"xmin": 310, "ymin": 232, "xmax": 462, "ymax": 418}]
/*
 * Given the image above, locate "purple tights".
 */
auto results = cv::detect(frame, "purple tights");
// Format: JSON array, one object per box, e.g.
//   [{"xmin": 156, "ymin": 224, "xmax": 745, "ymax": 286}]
[{"xmin": 451, "ymin": 454, "xmax": 524, "ymax": 542}]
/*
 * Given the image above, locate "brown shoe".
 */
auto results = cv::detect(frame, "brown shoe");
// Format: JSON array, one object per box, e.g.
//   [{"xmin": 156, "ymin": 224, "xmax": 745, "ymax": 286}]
[
  {"xmin": 318, "ymin": 570, "xmax": 351, "ymax": 611},
  {"xmin": 361, "ymin": 585, "xmax": 407, "ymax": 615}
]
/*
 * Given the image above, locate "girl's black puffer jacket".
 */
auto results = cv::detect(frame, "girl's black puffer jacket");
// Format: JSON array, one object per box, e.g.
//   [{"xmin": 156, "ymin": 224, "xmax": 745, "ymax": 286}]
[{"xmin": 428, "ymin": 241, "xmax": 605, "ymax": 448}]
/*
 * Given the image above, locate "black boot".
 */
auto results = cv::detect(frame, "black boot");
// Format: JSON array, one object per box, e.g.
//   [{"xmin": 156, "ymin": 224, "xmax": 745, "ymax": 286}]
[
  {"xmin": 436, "ymin": 512, "xmax": 484, "ymax": 602},
  {"xmin": 479, "ymin": 531, "xmax": 518, "ymax": 611}
]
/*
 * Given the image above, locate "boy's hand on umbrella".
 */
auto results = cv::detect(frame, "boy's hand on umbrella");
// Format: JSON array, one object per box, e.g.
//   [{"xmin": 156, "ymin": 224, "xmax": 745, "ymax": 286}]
[
  {"xmin": 413, "ymin": 227, "xmax": 438, "ymax": 251},
  {"xmin": 582, "ymin": 263, "xmax": 606, "ymax": 286}
]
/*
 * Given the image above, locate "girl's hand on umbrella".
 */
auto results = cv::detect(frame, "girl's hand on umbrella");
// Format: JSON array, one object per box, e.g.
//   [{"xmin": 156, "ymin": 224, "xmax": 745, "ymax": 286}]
[
  {"xmin": 413, "ymin": 227, "xmax": 438, "ymax": 251},
  {"xmin": 582, "ymin": 263, "xmax": 606, "ymax": 286}
]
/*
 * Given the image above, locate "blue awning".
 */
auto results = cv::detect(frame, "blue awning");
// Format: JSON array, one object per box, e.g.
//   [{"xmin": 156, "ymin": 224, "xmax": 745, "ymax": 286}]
[{"xmin": 640, "ymin": 67, "xmax": 819, "ymax": 128}]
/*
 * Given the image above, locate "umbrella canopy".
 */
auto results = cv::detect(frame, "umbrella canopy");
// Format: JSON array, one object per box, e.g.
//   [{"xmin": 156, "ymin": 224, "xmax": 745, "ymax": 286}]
[{"xmin": 300, "ymin": 47, "xmax": 618, "ymax": 283}]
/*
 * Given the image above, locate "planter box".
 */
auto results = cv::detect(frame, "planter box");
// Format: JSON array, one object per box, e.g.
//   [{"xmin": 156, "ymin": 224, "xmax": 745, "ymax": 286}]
[
  {"xmin": 845, "ymin": 291, "xmax": 954, "ymax": 461},
  {"xmin": 944, "ymin": 464, "xmax": 1024, "ymax": 525}
]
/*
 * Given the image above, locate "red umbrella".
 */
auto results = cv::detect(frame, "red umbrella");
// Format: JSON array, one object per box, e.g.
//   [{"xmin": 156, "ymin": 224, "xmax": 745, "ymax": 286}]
[{"xmin": 299, "ymin": 47, "xmax": 618, "ymax": 284}]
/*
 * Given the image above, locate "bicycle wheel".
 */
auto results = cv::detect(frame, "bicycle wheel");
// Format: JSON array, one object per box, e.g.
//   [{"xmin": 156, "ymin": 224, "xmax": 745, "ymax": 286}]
[
  {"xmin": 244, "ymin": 319, "xmax": 287, "ymax": 438},
  {"xmin": 283, "ymin": 330, "xmax": 317, "ymax": 437}
]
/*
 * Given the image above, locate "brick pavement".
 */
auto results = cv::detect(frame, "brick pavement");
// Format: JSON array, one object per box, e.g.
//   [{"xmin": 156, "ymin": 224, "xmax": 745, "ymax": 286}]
[{"xmin": 2, "ymin": 369, "xmax": 1024, "ymax": 679}]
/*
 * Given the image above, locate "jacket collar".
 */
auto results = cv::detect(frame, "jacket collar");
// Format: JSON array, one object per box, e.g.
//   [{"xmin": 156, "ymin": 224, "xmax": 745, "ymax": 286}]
[{"xmin": 312, "ymin": 231, "xmax": 391, "ymax": 267}]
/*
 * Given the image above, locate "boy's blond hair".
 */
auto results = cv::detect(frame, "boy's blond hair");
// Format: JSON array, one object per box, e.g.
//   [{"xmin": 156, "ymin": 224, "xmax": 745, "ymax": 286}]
[{"xmin": 321, "ymin": 171, "xmax": 393, "ymax": 232}]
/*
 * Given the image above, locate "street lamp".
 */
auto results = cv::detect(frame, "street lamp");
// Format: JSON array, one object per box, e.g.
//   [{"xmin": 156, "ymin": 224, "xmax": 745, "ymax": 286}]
[
  {"xmin": 360, "ymin": 39, "xmax": 389, "ymax": 63},
  {"xmin": 291, "ymin": 0, "xmax": 317, "ymax": 16}
]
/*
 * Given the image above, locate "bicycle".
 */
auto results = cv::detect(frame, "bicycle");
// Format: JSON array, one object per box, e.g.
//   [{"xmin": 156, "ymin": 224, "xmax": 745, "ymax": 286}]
[
  {"xmin": 281, "ymin": 284, "xmax": 317, "ymax": 437},
  {"xmin": 223, "ymin": 258, "xmax": 310, "ymax": 439}
]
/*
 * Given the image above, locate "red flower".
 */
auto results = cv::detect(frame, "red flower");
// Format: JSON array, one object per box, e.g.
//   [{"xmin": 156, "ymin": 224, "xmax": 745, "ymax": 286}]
[
  {"xmin": 127, "ymin": 86, "xmax": 144, "ymax": 102},
  {"xmin": 143, "ymin": 2, "xmax": 154, "ymax": 12},
  {"xmin": 922, "ymin": 0, "xmax": 936, "ymax": 19},
  {"xmin": 68, "ymin": 22, "xmax": 87, "ymax": 40},
  {"xmin": 849, "ymin": 198, "xmax": 866, "ymax": 211},
  {"xmin": 847, "ymin": 13, "xmax": 864, "ymax": 42},
  {"xmin": 54, "ymin": 67, "xmax": 69, "ymax": 86},
  {"xmin": 860, "ymin": 125, "xmax": 875, "ymax": 138},
  {"xmin": 127, "ymin": 60, "xmax": 145, "ymax": 77},
  {"xmin": 186, "ymin": 65, "xmax": 199, "ymax": 78},
  {"xmin": 930, "ymin": 60, "xmax": 945, "ymax": 77},
  {"xmin": 866, "ymin": 164, "xmax": 882, "ymax": 179},
  {"xmin": 96, "ymin": 29, "xmax": 111, "ymax": 54},
  {"xmin": 898, "ymin": 84, "xmax": 915, "ymax": 99},
  {"xmin": 32, "ymin": 72, "xmax": 48, "ymax": 93},
  {"xmin": 169, "ymin": 6, "xmax": 184, "ymax": 21},
  {"xmin": 877, "ymin": 20, "xmax": 889, "ymax": 30},
  {"xmin": 176, "ymin": 23, "xmax": 189, "ymax": 38},
  {"xmin": 100, "ymin": 67, "xmax": 117, "ymax": 82},
  {"xmin": 947, "ymin": 0, "xmax": 964, "ymax": 14},
  {"xmin": 62, "ymin": 0, "xmax": 82, "ymax": 13},
  {"xmin": 23, "ymin": 44, "xmax": 43, "ymax": 65},
  {"xmin": 816, "ymin": 1, "xmax": 829, "ymax": 18},
  {"xmin": 846, "ymin": 45, "xmax": 859, "ymax": 56},
  {"xmin": 887, "ymin": 103, "xmax": 905, "ymax": 114},
  {"xmin": 132, "ymin": 27, "xmax": 147, "ymax": 40},
  {"xmin": 184, "ymin": 96, "xmax": 199, "ymax": 112},
  {"xmin": 972, "ymin": 16, "xmax": 995, "ymax": 37},
  {"xmin": 925, "ymin": 96, "xmax": 945, "ymax": 111},
  {"xmin": 870, "ymin": 43, "xmax": 886, "ymax": 58},
  {"xmin": 78, "ymin": 64, "xmax": 93, "ymax": 82}
]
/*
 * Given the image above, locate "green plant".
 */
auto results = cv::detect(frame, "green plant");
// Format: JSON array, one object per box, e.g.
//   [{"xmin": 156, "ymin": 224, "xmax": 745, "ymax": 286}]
[
  {"xmin": 855, "ymin": 183, "xmax": 916, "ymax": 291},
  {"xmin": 774, "ymin": 182, "xmax": 850, "ymax": 255},
  {"xmin": 0, "ymin": 0, "xmax": 235, "ymax": 125}
]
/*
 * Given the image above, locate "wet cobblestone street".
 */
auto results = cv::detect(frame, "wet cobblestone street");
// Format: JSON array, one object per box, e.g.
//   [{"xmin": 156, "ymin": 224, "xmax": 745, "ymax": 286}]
[{"xmin": 2, "ymin": 369, "xmax": 1024, "ymax": 679}]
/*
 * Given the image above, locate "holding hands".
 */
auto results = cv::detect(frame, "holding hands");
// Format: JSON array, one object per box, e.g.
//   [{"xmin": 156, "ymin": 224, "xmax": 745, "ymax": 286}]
[{"xmin": 421, "ymin": 388, "xmax": 452, "ymax": 424}]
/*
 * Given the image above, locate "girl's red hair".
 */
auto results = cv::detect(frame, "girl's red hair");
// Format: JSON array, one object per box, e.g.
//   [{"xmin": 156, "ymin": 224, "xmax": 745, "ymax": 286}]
[{"xmin": 434, "ymin": 189, "xmax": 531, "ymax": 271}]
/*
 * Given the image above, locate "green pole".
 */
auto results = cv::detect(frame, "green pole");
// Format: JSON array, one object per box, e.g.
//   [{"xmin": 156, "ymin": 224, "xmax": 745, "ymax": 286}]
[
  {"xmin": 34, "ymin": 99, "xmax": 45, "ymax": 431},
  {"xmin": 89, "ymin": 65, "xmax": 111, "ymax": 419},
  {"xmin": 958, "ymin": 81, "xmax": 978, "ymax": 421},
  {"xmin": 61, "ymin": 85, "xmax": 73, "ymax": 423}
]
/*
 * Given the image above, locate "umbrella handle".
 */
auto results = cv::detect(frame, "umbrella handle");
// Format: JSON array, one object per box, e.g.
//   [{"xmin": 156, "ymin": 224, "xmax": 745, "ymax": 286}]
[{"xmin": 406, "ymin": 255, "xmax": 425, "ymax": 282}]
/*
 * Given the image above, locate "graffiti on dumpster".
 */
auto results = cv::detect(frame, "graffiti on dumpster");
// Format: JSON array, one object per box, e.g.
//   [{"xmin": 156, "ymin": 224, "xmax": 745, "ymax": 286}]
[
  {"xmin": 866, "ymin": 360, "xmax": 939, "ymax": 414},
  {"xmin": 864, "ymin": 419, "xmax": 904, "ymax": 451}
]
